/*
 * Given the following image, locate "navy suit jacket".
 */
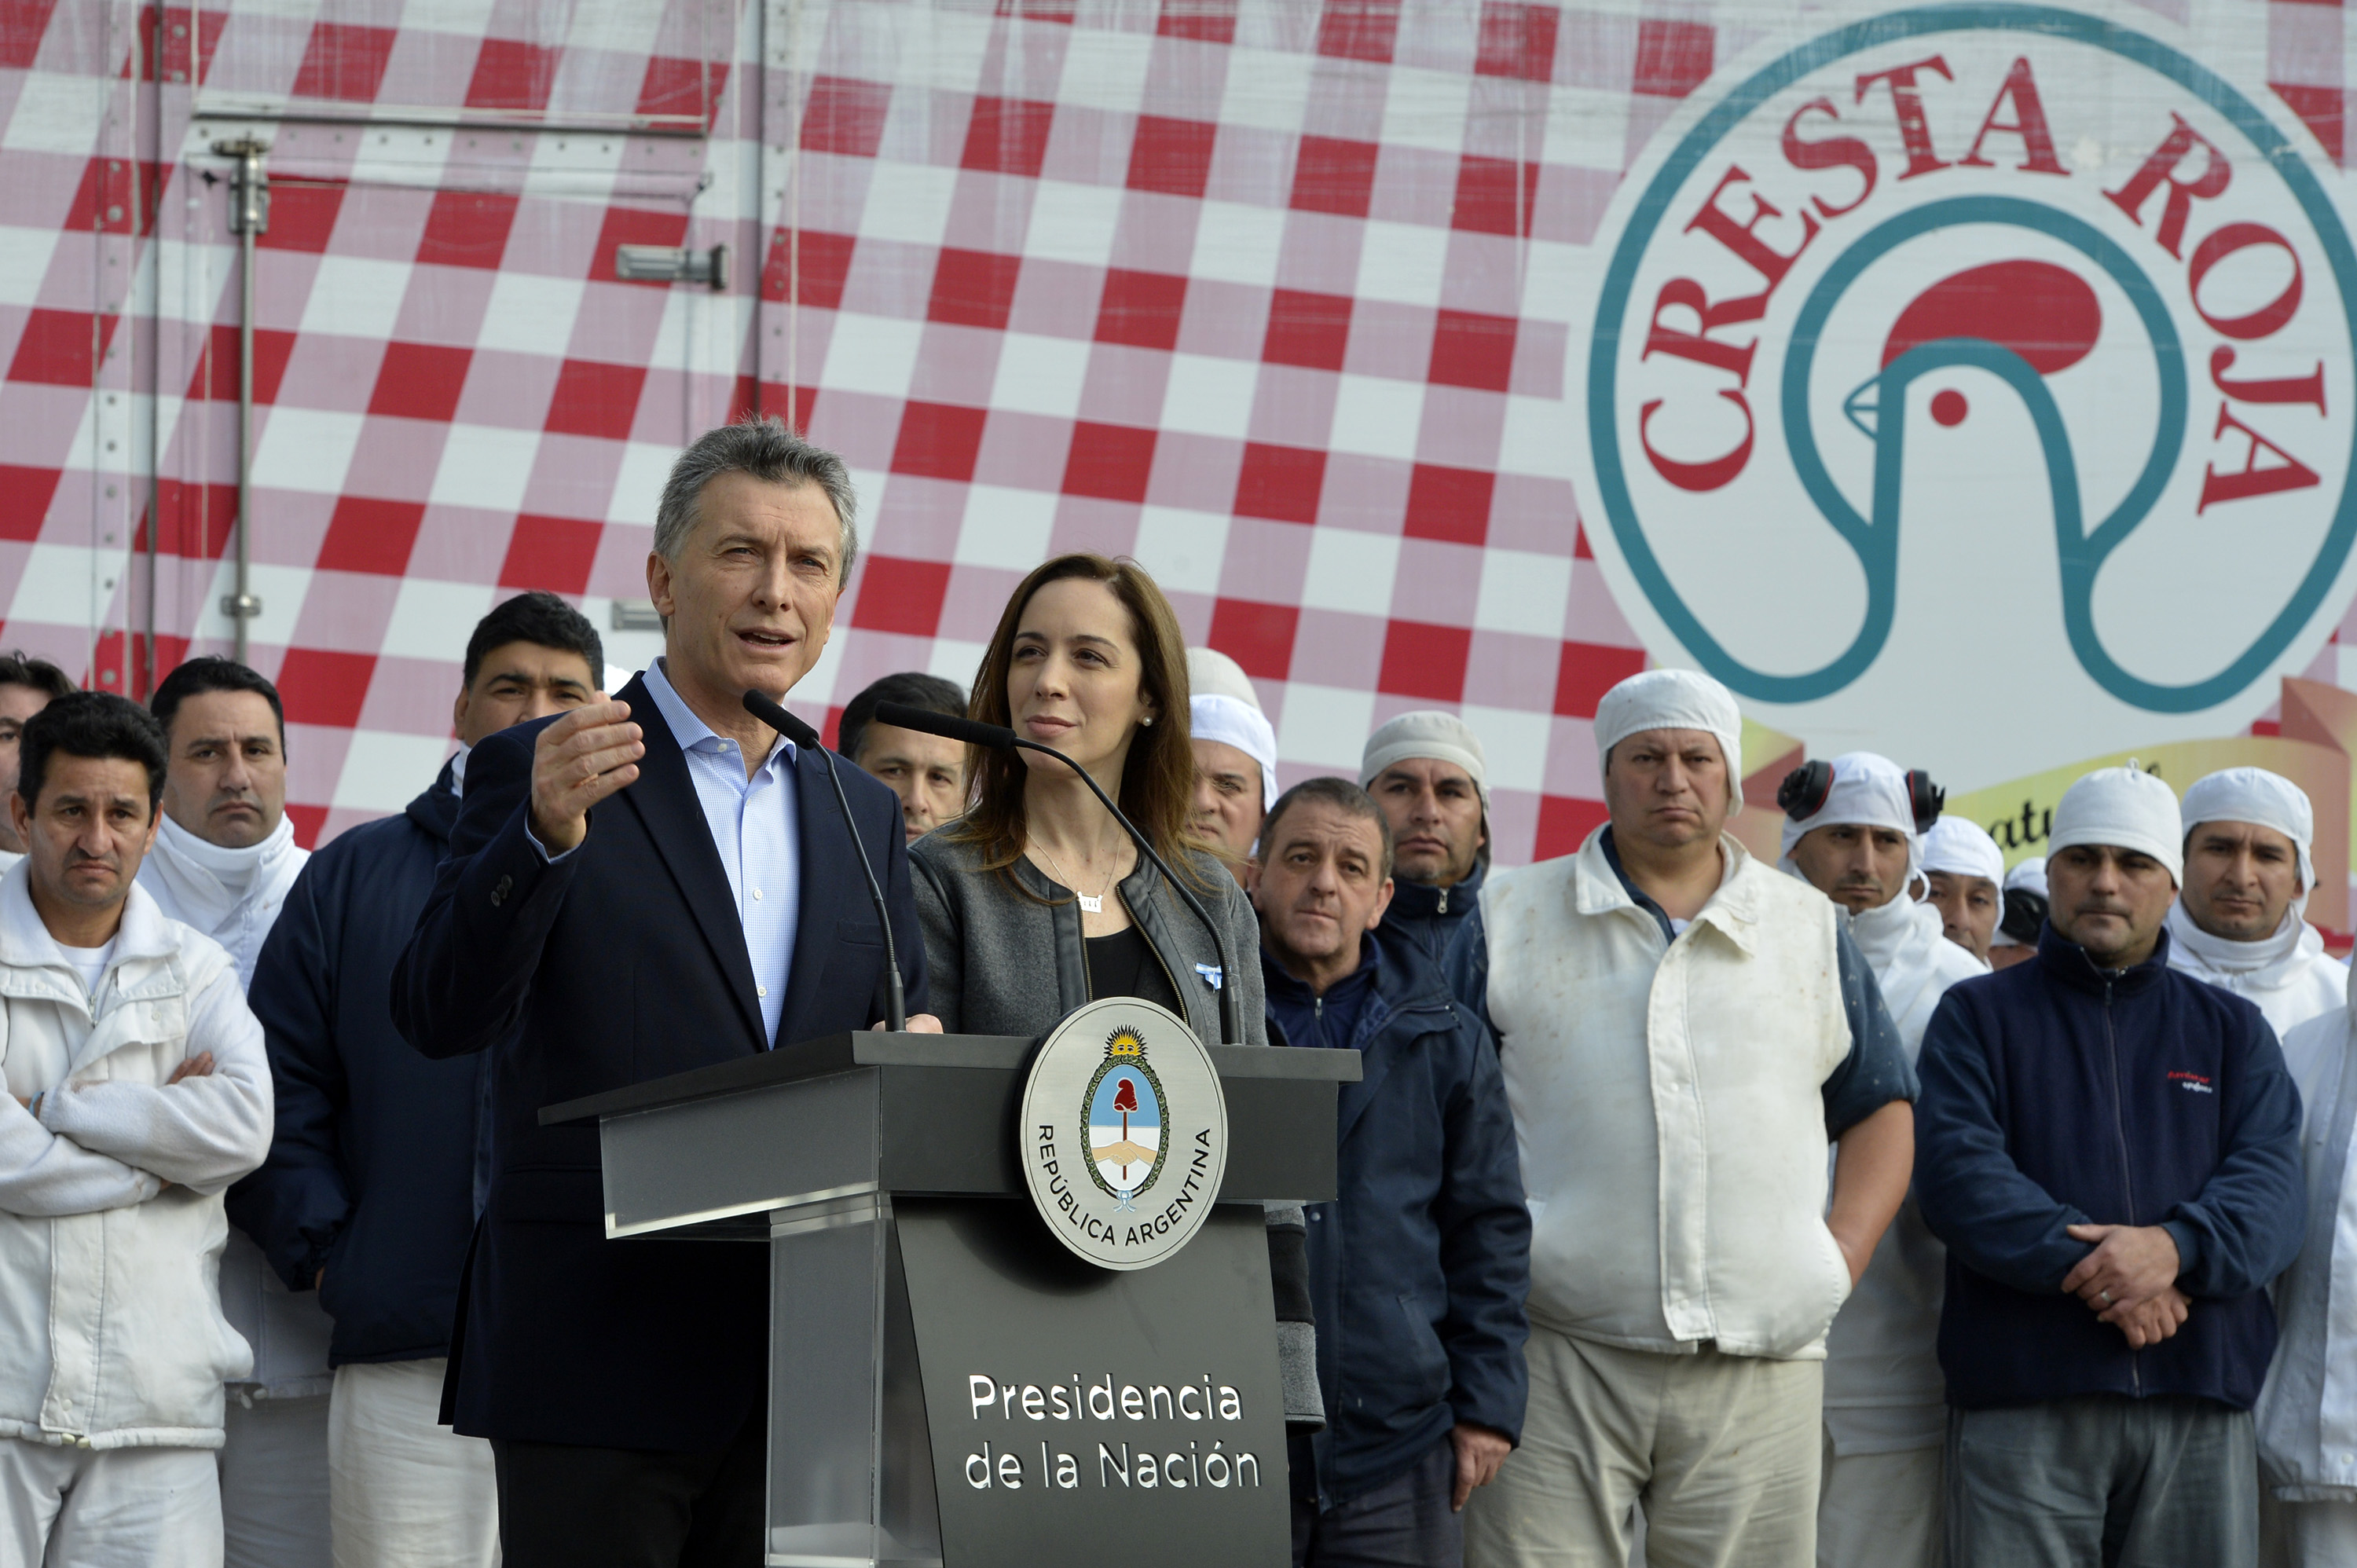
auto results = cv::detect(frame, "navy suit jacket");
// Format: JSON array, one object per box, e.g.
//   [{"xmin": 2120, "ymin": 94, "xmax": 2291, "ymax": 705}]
[{"xmin": 391, "ymin": 672, "xmax": 929, "ymax": 1450}]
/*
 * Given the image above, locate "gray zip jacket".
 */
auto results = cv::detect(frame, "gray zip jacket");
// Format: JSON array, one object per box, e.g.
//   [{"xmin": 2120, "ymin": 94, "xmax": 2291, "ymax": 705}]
[{"xmin": 909, "ymin": 831, "xmax": 1322, "ymax": 1430}]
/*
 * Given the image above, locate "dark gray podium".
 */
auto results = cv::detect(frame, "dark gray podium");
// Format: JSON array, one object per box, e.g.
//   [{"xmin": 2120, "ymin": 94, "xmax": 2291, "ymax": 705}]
[{"xmin": 543, "ymin": 1031, "xmax": 1358, "ymax": 1568}]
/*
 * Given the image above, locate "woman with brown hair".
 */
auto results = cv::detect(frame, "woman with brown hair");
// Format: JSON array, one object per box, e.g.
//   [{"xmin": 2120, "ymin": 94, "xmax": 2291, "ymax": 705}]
[
  {"xmin": 909, "ymin": 551, "xmax": 1261, "ymax": 1042},
  {"xmin": 907, "ymin": 552, "xmax": 1320, "ymax": 1431}
]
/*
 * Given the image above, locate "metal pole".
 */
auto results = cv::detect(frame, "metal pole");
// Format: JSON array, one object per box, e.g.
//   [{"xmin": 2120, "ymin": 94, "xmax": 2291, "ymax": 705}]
[{"xmin": 215, "ymin": 139, "xmax": 267, "ymax": 664}]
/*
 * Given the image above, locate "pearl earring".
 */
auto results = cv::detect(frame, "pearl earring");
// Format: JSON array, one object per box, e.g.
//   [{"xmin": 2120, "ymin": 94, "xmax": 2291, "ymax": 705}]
[{"xmin": 1141, "ymin": 715, "xmax": 1155, "ymax": 727}]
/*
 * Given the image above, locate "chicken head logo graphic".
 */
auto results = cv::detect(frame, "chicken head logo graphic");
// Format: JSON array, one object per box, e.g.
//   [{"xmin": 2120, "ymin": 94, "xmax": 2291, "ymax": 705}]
[{"xmin": 1571, "ymin": 3, "xmax": 2357, "ymax": 786}]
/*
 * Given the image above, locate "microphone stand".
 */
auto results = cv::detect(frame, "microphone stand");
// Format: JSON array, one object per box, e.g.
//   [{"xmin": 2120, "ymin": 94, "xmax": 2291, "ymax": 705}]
[
  {"xmin": 742, "ymin": 691, "xmax": 906, "ymax": 1031},
  {"xmin": 874, "ymin": 702, "xmax": 1240, "ymax": 1046}
]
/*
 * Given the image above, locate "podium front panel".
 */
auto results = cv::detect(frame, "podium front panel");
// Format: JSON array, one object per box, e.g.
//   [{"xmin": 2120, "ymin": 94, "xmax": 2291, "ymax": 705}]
[{"xmin": 896, "ymin": 1199, "xmax": 1288, "ymax": 1568}]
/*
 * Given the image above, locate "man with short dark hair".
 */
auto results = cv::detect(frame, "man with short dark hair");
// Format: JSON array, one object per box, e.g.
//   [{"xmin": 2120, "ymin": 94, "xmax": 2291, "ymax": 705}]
[
  {"xmin": 0, "ymin": 692, "xmax": 273, "ymax": 1566},
  {"xmin": 1252, "ymin": 777, "xmax": 1527, "ymax": 1568},
  {"xmin": 396, "ymin": 419, "xmax": 933, "ymax": 1566},
  {"xmin": 0, "ymin": 651, "xmax": 75, "ymax": 867},
  {"xmin": 838, "ymin": 671, "xmax": 967, "ymax": 843},
  {"xmin": 1916, "ymin": 765, "xmax": 2304, "ymax": 1566},
  {"xmin": 141, "ymin": 656, "xmax": 326, "ymax": 1568},
  {"xmin": 2165, "ymin": 768, "xmax": 2345, "ymax": 1039},
  {"xmin": 233, "ymin": 591, "xmax": 604, "ymax": 1568}
]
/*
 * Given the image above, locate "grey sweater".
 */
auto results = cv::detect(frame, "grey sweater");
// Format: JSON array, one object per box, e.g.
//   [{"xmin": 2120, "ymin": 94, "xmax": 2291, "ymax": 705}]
[
  {"xmin": 907, "ymin": 832, "xmax": 1263, "ymax": 1046},
  {"xmin": 908, "ymin": 831, "xmax": 1321, "ymax": 1430}
]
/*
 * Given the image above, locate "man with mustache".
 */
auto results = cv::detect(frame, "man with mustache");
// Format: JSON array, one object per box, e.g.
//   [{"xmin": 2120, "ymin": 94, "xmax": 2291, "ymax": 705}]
[
  {"xmin": 1780, "ymin": 753, "xmax": 1986, "ymax": 1568},
  {"xmin": 0, "ymin": 693, "xmax": 273, "ymax": 1565},
  {"xmin": 1359, "ymin": 713, "xmax": 1489, "ymax": 1015},
  {"xmin": 140, "ymin": 658, "xmax": 325, "ymax": 1568},
  {"xmin": 1916, "ymin": 764, "xmax": 2304, "ymax": 1566},
  {"xmin": 2165, "ymin": 768, "xmax": 2345, "ymax": 1039},
  {"xmin": 1463, "ymin": 671, "xmax": 1917, "ymax": 1568}
]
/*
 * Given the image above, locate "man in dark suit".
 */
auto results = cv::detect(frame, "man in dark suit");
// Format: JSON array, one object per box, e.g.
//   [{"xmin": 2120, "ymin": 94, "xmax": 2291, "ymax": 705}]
[{"xmin": 394, "ymin": 419, "xmax": 936, "ymax": 1568}]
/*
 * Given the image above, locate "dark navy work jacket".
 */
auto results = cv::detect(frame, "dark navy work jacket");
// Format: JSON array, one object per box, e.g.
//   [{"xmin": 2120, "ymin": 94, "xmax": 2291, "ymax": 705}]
[
  {"xmin": 1915, "ymin": 922, "xmax": 2304, "ymax": 1412},
  {"xmin": 1264, "ymin": 931, "xmax": 1529, "ymax": 1503},
  {"xmin": 392, "ymin": 673, "xmax": 928, "ymax": 1451},
  {"xmin": 229, "ymin": 766, "xmax": 478, "ymax": 1366}
]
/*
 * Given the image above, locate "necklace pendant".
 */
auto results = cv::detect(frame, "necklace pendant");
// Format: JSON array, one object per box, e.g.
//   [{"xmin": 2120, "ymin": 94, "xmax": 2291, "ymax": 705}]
[{"xmin": 1078, "ymin": 892, "xmax": 1104, "ymax": 914}]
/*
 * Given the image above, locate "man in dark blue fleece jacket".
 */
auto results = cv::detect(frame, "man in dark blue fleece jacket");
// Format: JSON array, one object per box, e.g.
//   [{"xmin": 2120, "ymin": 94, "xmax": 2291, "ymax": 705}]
[
  {"xmin": 1358, "ymin": 711, "xmax": 1490, "ymax": 1014},
  {"xmin": 1252, "ymin": 776, "xmax": 1529, "ymax": 1568},
  {"xmin": 1915, "ymin": 764, "xmax": 2303, "ymax": 1568},
  {"xmin": 231, "ymin": 592, "xmax": 604, "ymax": 1566}
]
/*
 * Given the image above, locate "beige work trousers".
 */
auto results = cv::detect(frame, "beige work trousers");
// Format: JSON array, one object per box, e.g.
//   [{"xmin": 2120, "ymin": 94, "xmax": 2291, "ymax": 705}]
[
  {"xmin": 1816, "ymin": 1436, "xmax": 1941, "ymax": 1568},
  {"xmin": 1464, "ymin": 1325, "xmax": 1823, "ymax": 1568},
  {"xmin": 329, "ymin": 1359, "xmax": 500, "ymax": 1568}
]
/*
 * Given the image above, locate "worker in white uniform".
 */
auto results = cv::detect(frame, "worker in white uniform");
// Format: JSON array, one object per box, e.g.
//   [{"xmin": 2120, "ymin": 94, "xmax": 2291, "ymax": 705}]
[
  {"xmin": 2165, "ymin": 768, "xmax": 2345, "ymax": 1039},
  {"xmin": 2257, "ymin": 958, "xmax": 2357, "ymax": 1565},
  {"xmin": 1777, "ymin": 754, "xmax": 1987, "ymax": 1568},
  {"xmin": 1989, "ymin": 857, "xmax": 2048, "ymax": 971},
  {"xmin": 1920, "ymin": 817, "xmax": 2007, "ymax": 964}
]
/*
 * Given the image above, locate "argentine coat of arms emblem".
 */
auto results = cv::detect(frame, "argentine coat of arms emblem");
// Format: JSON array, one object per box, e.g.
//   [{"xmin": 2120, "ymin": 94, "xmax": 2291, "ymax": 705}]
[{"xmin": 1019, "ymin": 997, "xmax": 1227, "ymax": 1270}]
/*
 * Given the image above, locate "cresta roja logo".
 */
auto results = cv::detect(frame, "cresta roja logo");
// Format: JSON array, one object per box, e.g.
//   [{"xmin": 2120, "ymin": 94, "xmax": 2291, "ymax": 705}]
[{"xmin": 1572, "ymin": 2, "xmax": 2357, "ymax": 786}]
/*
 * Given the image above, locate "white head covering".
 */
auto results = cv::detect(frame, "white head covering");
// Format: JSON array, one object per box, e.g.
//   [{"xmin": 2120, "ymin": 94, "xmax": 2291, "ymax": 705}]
[
  {"xmin": 2179, "ymin": 767, "xmax": 2316, "ymax": 896},
  {"xmin": 1592, "ymin": 669, "xmax": 1744, "ymax": 813},
  {"xmin": 1924, "ymin": 816, "xmax": 2006, "ymax": 888},
  {"xmin": 2050, "ymin": 764, "xmax": 2183, "ymax": 885},
  {"xmin": 1359, "ymin": 711, "xmax": 1489, "ymax": 807},
  {"xmin": 1989, "ymin": 855, "xmax": 2048, "ymax": 948},
  {"xmin": 1776, "ymin": 752, "xmax": 1923, "ymax": 874},
  {"xmin": 1192, "ymin": 695, "xmax": 1278, "ymax": 811},
  {"xmin": 1187, "ymin": 647, "xmax": 1262, "ymax": 710}
]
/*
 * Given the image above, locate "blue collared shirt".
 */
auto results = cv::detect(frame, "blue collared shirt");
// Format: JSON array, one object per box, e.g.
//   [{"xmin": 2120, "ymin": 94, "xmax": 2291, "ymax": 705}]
[
  {"xmin": 643, "ymin": 661, "xmax": 801, "ymax": 1044},
  {"xmin": 532, "ymin": 661, "xmax": 801, "ymax": 1045}
]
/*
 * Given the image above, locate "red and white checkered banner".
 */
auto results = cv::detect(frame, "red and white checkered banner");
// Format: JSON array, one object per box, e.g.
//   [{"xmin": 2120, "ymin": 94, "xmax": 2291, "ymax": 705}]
[{"xmin": 2, "ymin": 0, "xmax": 2353, "ymax": 859}]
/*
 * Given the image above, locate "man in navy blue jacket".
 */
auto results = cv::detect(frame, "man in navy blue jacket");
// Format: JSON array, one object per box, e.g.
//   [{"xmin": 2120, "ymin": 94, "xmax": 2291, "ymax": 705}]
[
  {"xmin": 393, "ymin": 422, "xmax": 933, "ymax": 1568},
  {"xmin": 1916, "ymin": 764, "xmax": 2303, "ymax": 1566},
  {"xmin": 230, "ymin": 591, "xmax": 605, "ymax": 1568},
  {"xmin": 1252, "ymin": 776, "xmax": 1529, "ymax": 1568}
]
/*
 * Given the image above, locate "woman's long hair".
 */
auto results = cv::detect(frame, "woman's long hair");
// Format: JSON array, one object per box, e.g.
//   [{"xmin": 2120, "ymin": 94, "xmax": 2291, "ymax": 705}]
[{"xmin": 948, "ymin": 553, "xmax": 1210, "ymax": 895}]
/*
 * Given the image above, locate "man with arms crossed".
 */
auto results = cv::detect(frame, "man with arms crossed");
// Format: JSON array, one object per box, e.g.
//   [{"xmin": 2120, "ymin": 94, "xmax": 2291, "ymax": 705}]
[
  {"xmin": 0, "ymin": 653, "xmax": 75, "ymax": 871},
  {"xmin": 1463, "ymin": 670, "xmax": 1916, "ymax": 1568},
  {"xmin": 395, "ymin": 419, "xmax": 934, "ymax": 1566},
  {"xmin": 2165, "ymin": 767, "xmax": 2344, "ymax": 1038},
  {"xmin": 1916, "ymin": 765, "xmax": 2302, "ymax": 1565},
  {"xmin": 0, "ymin": 693, "xmax": 273, "ymax": 1565},
  {"xmin": 234, "ymin": 591, "xmax": 605, "ymax": 1567},
  {"xmin": 142, "ymin": 658, "xmax": 326, "ymax": 1568},
  {"xmin": 1778, "ymin": 754, "xmax": 1985, "ymax": 1568},
  {"xmin": 1252, "ymin": 777, "xmax": 1528, "ymax": 1566}
]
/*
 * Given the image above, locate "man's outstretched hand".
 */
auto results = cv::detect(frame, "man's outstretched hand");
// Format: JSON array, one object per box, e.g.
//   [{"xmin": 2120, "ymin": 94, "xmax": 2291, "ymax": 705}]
[{"xmin": 530, "ymin": 702, "xmax": 643, "ymax": 855}]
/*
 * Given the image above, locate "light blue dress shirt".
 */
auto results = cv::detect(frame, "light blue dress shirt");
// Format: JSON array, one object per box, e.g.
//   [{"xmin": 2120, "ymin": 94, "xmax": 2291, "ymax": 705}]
[
  {"xmin": 642, "ymin": 661, "xmax": 801, "ymax": 1045},
  {"xmin": 533, "ymin": 661, "xmax": 801, "ymax": 1045}
]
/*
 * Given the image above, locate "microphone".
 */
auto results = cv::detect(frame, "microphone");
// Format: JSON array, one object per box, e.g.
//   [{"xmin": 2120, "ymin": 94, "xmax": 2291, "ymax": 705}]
[
  {"xmin": 874, "ymin": 701, "xmax": 1240, "ymax": 1046},
  {"xmin": 742, "ymin": 690, "xmax": 906, "ymax": 1032}
]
